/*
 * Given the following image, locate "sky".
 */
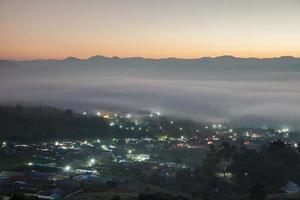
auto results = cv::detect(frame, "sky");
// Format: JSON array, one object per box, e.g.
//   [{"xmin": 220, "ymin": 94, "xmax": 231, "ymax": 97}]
[{"xmin": 1, "ymin": 0, "xmax": 300, "ymax": 60}]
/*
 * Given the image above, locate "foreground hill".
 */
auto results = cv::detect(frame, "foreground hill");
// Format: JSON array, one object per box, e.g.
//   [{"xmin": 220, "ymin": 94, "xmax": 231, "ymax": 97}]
[{"xmin": 0, "ymin": 105, "xmax": 109, "ymax": 141}]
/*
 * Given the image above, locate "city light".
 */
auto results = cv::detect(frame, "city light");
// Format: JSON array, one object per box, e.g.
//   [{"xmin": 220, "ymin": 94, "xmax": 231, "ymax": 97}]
[
  {"xmin": 101, "ymin": 145, "xmax": 109, "ymax": 151},
  {"xmin": 103, "ymin": 115, "xmax": 110, "ymax": 119},
  {"xmin": 64, "ymin": 165, "xmax": 71, "ymax": 172},
  {"xmin": 89, "ymin": 158, "xmax": 96, "ymax": 166},
  {"xmin": 2, "ymin": 141, "xmax": 7, "ymax": 147}
]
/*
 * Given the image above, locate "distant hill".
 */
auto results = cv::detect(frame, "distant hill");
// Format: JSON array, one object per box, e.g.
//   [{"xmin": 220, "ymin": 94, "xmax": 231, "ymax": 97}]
[{"xmin": 1, "ymin": 55, "xmax": 300, "ymax": 81}]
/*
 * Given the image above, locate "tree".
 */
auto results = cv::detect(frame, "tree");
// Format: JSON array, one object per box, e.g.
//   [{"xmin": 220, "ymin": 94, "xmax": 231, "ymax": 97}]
[
  {"xmin": 249, "ymin": 183, "xmax": 266, "ymax": 200},
  {"xmin": 175, "ymin": 168, "xmax": 192, "ymax": 192},
  {"xmin": 193, "ymin": 145, "xmax": 220, "ymax": 198}
]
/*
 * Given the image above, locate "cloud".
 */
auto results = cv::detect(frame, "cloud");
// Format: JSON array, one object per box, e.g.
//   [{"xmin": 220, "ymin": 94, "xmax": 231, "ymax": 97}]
[{"xmin": 1, "ymin": 57, "xmax": 300, "ymax": 130}]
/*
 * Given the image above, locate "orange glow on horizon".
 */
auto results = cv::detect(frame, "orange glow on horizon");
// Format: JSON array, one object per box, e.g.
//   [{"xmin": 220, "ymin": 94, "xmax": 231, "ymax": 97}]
[
  {"xmin": 1, "ymin": 0, "xmax": 300, "ymax": 60},
  {"xmin": 1, "ymin": 50, "xmax": 300, "ymax": 61}
]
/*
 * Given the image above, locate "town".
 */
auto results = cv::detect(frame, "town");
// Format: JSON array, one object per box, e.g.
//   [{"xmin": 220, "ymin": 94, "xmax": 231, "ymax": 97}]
[{"xmin": 1, "ymin": 107, "xmax": 299, "ymax": 200}]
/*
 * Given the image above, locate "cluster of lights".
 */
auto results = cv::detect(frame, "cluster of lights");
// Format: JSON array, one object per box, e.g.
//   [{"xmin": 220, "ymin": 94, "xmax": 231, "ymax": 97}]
[
  {"xmin": 127, "ymin": 153, "xmax": 150, "ymax": 162},
  {"xmin": 277, "ymin": 128, "xmax": 289, "ymax": 133},
  {"xmin": 212, "ymin": 124, "xmax": 222, "ymax": 128},
  {"xmin": 101, "ymin": 144, "xmax": 109, "ymax": 151}
]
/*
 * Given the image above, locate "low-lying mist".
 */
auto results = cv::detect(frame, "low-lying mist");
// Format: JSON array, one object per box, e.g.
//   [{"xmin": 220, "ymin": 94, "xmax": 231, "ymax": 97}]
[{"xmin": 1, "ymin": 56, "xmax": 300, "ymax": 130}]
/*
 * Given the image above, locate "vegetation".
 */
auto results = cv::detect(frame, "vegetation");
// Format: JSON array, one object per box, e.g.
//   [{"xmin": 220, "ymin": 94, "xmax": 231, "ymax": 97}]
[
  {"xmin": 0, "ymin": 104, "xmax": 109, "ymax": 141},
  {"xmin": 173, "ymin": 141, "xmax": 300, "ymax": 199}
]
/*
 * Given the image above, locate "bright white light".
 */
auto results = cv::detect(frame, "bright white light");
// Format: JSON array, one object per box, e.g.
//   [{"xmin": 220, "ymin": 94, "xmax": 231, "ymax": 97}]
[
  {"xmin": 119, "ymin": 125, "xmax": 123, "ymax": 129},
  {"xmin": 218, "ymin": 124, "xmax": 222, "ymax": 128},
  {"xmin": 156, "ymin": 112, "xmax": 161, "ymax": 116},
  {"xmin": 128, "ymin": 150, "xmax": 132, "ymax": 154},
  {"xmin": 127, "ymin": 153, "xmax": 150, "ymax": 162},
  {"xmin": 55, "ymin": 141, "xmax": 59, "ymax": 146},
  {"xmin": 64, "ymin": 165, "xmax": 71, "ymax": 172},
  {"xmin": 97, "ymin": 112, "xmax": 101, "ymax": 116},
  {"xmin": 89, "ymin": 158, "xmax": 96, "ymax": 166},
  {"xmin": 150, "ymin": 114, "xmax": 153, "ymax": 117},
  {"xmin": 294, "ymin": 143, "xmax": 298, "ymax": 148},
  {"xmin": 170, "ymin": 121, "xmax": 174, "ymax": 124},
  {"xmin": 101, "ymin": 145, "xmax": 109, "ymax": 151},
  {"xmin": 179, "ymin": 127, "xmax": 183, "ymax": 131},
  {"xmin": 2, "ymin": 141, "xmax": 7, "ymax": 146},
  {"xmin": 97, "ymin": 139, "xmax": 101, "ymax": 143},
  {"xmin": 110, "ymin": 122, "xmax": 115, "ymax": 126},
  {"xmin": 126, "ymin": 114, "xmax": 131, "ymax": 118},
  {"xmin": 83, "ymin": 112, "xmax": 87, "ymax": 115},
  {"xmin": 205, "ymin": 126, "xmax": 208, "ymax": 129},
  {"xmin": 213, "ymin": 124, "xmax": 217, "ymax": 128},
  {"xmin": 28, "ymin": 162, "xmax": 33, "ymax": 166}
]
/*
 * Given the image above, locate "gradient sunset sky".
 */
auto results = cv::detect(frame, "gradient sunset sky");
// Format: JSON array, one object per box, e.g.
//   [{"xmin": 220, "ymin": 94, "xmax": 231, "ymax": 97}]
[{"xmin": 1, "ymin": 0, "xmax": 300, "ymax": 60}]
